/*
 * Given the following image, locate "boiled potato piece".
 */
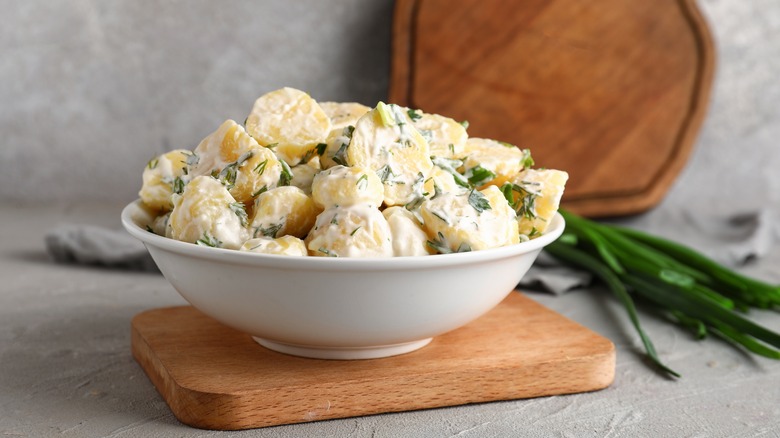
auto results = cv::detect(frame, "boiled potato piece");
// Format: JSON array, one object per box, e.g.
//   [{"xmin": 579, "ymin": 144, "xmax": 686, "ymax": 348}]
[
  {"xmin": 508, "ymin": 168, "xmax": 569, "ymax": 237},
  {"xmin": 139, "ymin": 149, "xmax": 190, "ymax": 212},
  {"xmin": 149, "ymin": 212, "xmax": 173, "ymax": 238},
  {"xmin": 249, "ymin": 186, "xmax": 321, "ymax": 239},
  {"xmin": 411, "ymin": 111, "xmax": 468, "ymax": 158},
  {"xmin": 347, "ymin": 103, "xmax": 433, "ymax": 206},
  {"xmin": 169, "ymin": 176, "xmax": 248, "ymax": 250},
  {"xmin": 423, "ymin": 164, "xmax": 466, "ymax": 197},
  {"xmin": 382, "ymin": 206, "xmax": 432, "ymax": 256},
  {"xmin": 289, "ymin": 162, "xmax": 320, "ymax": 196},
  {"xmin": 190, "ymin": 120, "xmax": 253, "ymax": 177},
  {"xmin": 421, "ymin": 185, "xmax": 519, "ymax": 252},
  {"xmin": 311, "ymin": 165, "xmax": 384, "ymax": 209},
  {"xmin": 306, "ymin": 206, "xmax": 393, "ymax": 257},
  {"xmin": 319, "ymin": 101, "xmax": 370, "ymax": 131},
  {"xmin": 244, "ymin": 87, "xmax": 332, "ymax": 165},
  {"xmin": 319, "ymin": 126, "xmax": 353, "ymax": 170},
  {"xmin": 462, "ymin": 138, "xmax": 531, "ymax": 188},
  {"xmin": 188, "ymin": 119, "xmax": 285, "ymax": 204},
  {"xmin": 240, "ymin": 235, "xmax": 308, "ymax": 256}
]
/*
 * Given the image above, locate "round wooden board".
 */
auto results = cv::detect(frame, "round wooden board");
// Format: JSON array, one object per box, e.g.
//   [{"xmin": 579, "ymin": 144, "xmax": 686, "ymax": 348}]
[{"xmin": 389, "ymin": 0, "xmax": 714, "ymax": 218}]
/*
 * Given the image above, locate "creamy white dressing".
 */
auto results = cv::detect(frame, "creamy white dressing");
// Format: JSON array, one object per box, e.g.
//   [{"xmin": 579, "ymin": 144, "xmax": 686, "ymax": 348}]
[
  {"xmin": 306, "ymin": 205, "xmax": 393, "ymax": 258},
  {"xmin": 169, "ymin": 176, "xmax": 246, "ymax": 250},
  {"xmin": 383, "ymin": 207, "xmax": 429, "ymax": 256}
]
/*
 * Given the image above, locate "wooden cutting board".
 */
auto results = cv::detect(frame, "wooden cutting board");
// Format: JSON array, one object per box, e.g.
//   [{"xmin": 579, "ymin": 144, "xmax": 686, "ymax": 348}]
[
  {"xmin": 131, "ymin": 292, "xmax": 614, "ymax": 430},
  {"xmin": 389, "ymin": 0, "xmax": 714, "ymax": 217}
]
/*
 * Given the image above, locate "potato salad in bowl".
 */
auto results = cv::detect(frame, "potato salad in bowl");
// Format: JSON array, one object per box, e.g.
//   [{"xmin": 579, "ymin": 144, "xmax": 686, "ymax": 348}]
[
  {"xmin": 137, "ymin": 87, "xmax": 568, "ymax": 256},
  {"xmin": 122, "ymin": 87, "xmax": 568, "ymax": 359}
]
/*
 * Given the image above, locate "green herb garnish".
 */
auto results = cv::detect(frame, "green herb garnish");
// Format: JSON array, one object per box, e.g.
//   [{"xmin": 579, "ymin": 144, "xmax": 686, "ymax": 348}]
[
  {"xmin": 467, "ymin": 189, "xmax": 491, "ymax": 213},
  {"xmin": 545, "ymin": 210, "xmax": 780, "ymax": 378},
  {"xmin": 254, "ymin": 223, "xmax": 283, "ymax": 238},
  {"xmin": 172, "ymin": 176, "xmax": 185, "ymax": 195},
  {"xmin": 426, "ymin": 232, "xmax": 471, "ymax": 254},
  {"xmin": 332, "ymin": 143, "xmax": 349, "ymax": 166},
  {"xmin": 278, "ymin": 160, "xmax": 293, "ymax": 186},
  {"xmin": 254, "ymin": 159, "xmax": 268, "ymax": 175},
  {"xmin": 356, "ymin": 174, "xmax": 369, "ymax": 190},
  {"xmin": 465, "ymin": 165, "xmax": 496, "ymax": 187},
  {"xmin": 229, "ymin": 202, "xmax": 248, "ymax": 227},
  {"xmin": 147, "ymin": 158, "xmax": 159, "ymax": 170},
  {"xmin": 218, "ymin": 151, "xmax": 254, "ymax": 189},
  {"xmin": 431, "ymin": 156, "xmax": 469, "ymax": 187},
  {"xmin": 318, "ymin": 247, "xmax": 338, "ymax": 257},
  {"xmin": 350, "ymin": 227, "xmax": 361, "ymax": 236},
  {"xmin": 196, "ymin": 232, "xmax": 221, "ymax": 248},
  {"xmin": 407, "ymin": 108, "xmax": 423, "ymax": 122},
  {"xmin": 252, "ymin": 185, "xmax": 268, "ymax": 198},
  {"xmin": 316, "ymin": 142, "xmax": 328, "ymax": 156},
  {"xmin": 459, "ymin": 120, "xmax": 469, "ymax": 130},
  {"xmin": 520, "ymin": 148, "xmax": 534, "ymax": 169}
]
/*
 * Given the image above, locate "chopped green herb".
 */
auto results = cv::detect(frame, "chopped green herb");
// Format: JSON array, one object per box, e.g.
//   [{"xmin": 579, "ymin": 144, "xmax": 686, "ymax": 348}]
[
  {"xmin": 356, "ymin": 174, "xmax": 369, "ymax": 190},
  {"xmin": 278, "ymin": 160, "xmax": 293, "ymax": 186},
  {"xmin": 254, "ymin": 222, "xmax": 283, "ymax": 238},
  {"xmin": 426, "ymin": 232, "xmax": 472, "ymax": 254},
  {"xmin": 448, "ymin": 143, "xmax": 455, "ymax": 155},
  {"xmin": 431, "ymin": 210, "xmax": 449, "ymax": 224},
  {"xmin": 499, "ymin": 141, "xmax": 516, "ymax": 148},
  {"xmin": 407, "ymin": 108, "xmax": 423, "ymax": 122},
  {"xmin": 318, "ymin": 247, "xmax": 338, "ymax": 257},
  {"xmin": 218, "ymin": 151, "xmax": 254, "ymax": 189},
  {"xmin": 431, "ymin": 156, "xmax": 469, "ymax": 187},
  {"xmin": 331, "ymin": 215, "xmax": 339, "ymax": 225},
  {"xmin": 229, "ymin": 202, "xmax": 248, "ymax": 227},
  {"xmin": 332, "ymin": 142, "xmax": 349, "ymax": 166},
  {"xmin": 147, "ymin": 158, "xmax": 159, "ymax": 170},
  {"xmin": 350, "ymin": 227, "xmax": 361, "ymax": 236},
  {"xmin": 418, "ymin": 129, "xmax": 433, "ymax": 143},
  {"xmin": 265, "ymin": 143, "xmax": 278, "ymax": 150},
  {"xmin": 316, "ymin": 142, "xmax": 328, "ymax": 156},
  {"xmin": 404, "ymin": 172, "xmax": 427, "ymax": 211},
  {"xmin": 459, "ymin": 120, "xmax": 469, "ymax": 130},
  {"xmin": 468, "ymin": 189, "xmax": 492, "ymax": 213},
  {"xmin": 376, "ymin": 164, "xmax": 396, "ymax": 183},
  {"xmin": 251, "ymin": 185, "xmax": 268, "ymax": 198},
  {"xmin": 172, "ymin": 176, "xmax": 185, "ymax": 195},
  {"xmin": 196, "ymin": 232, "xmax": 221, "ymax": 248},
  {"xmin": 521, "ymin": 148, "xmax": 534, "ymax": 169},
  {"xmin": 254, "ymin": 159, "xmax": 268, "ymax": 175},
  {"xmin": 376, "ymin": 102, "xmax": 395, "ymax": 127},
  {"xmin": 185, "ymin": 151, "xmax": 200, "ymax": 167},
  {"xmin": 343, "ymin": 125, "xmax": 355, "ymax": 138},
  {"xmin": 243, "ymin": 116, "xmax": 248, "ymax": 126},
  {"xmin": 465, "ymin": 165, "xmax": 496, "ymax": 187},
  {"xmin": 145, "ymin": 225, "xmax": 154, "ymax": 233}
]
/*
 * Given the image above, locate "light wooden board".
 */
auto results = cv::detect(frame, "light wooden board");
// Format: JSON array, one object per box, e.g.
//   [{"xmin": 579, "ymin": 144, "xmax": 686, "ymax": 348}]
[
  {"xmin": 131, "ymin": 292, "xmax": 615, "ymax": 430},
  {"xmin": 389, "ymin": 0, "xmax": 714, "ymax": 217}
]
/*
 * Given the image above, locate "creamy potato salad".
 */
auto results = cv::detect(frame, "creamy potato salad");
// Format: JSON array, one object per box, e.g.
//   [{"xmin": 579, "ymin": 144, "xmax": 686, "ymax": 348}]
[{"xmin": 138, "ymin": 87, "xmax": 568, "ymax": 257}]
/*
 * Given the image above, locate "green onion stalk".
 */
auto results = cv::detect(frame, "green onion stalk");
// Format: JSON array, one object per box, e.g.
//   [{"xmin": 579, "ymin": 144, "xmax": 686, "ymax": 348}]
[{"xmin": 544, "ymin": 210, "xmax": 780, "ymax": 378}]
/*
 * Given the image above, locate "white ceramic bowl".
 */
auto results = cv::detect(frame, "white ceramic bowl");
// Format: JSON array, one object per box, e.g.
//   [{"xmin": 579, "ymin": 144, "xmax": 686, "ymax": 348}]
[{"xmin": 121, "ymin": 200, "xmax": 564, "ymax": 359}]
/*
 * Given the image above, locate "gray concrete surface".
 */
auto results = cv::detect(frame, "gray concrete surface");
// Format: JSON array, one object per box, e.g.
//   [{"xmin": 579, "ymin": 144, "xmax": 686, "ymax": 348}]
[{"xmin": 2, "ymin": 0, "xmax": 780, "ymax": 436}]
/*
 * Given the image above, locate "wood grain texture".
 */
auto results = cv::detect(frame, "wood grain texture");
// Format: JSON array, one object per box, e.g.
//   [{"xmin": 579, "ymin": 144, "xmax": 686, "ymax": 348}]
[
  {"xmin": 131, "ymin": 293, "xmax": 615, "ymax": 430},
  {"xmin": 389, "ymin": 0, "xmax": 714, "ymax": 217}
]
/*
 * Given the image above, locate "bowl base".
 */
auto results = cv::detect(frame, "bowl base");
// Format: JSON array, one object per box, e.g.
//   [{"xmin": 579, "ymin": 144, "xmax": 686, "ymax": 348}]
[{"xmin": 252, "ymin": 337, "xmax": 433, "ymax": 360}]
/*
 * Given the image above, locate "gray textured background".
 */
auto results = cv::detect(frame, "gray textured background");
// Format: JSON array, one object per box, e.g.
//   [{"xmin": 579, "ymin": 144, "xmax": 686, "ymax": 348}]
[
  {"xmin": 1, "ymin": 0, "xmax": 778, "ymax": 214},
  {"xmin": 1, "ymin": 0, "xmax": 393, "ymax": 203},
  {"xmin": 2, "ymin": 1, "xmax": 780, "ymax": 437}
]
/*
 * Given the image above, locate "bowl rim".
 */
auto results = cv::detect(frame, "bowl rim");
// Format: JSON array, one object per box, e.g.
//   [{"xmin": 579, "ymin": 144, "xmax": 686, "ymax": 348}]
[{"xmin": 121, "ymin": 199, "xmax": 565, "ymax": 271}]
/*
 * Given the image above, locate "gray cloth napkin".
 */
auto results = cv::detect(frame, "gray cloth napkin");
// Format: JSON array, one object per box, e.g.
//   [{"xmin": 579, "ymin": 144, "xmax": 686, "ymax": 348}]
[
  {"xmin": 44, "ymin": 209, "xmax": 778, "ymax": 292},
  {"xmin": 45, "ymin": 224, "xmax": 158, "ymax": 272}
]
